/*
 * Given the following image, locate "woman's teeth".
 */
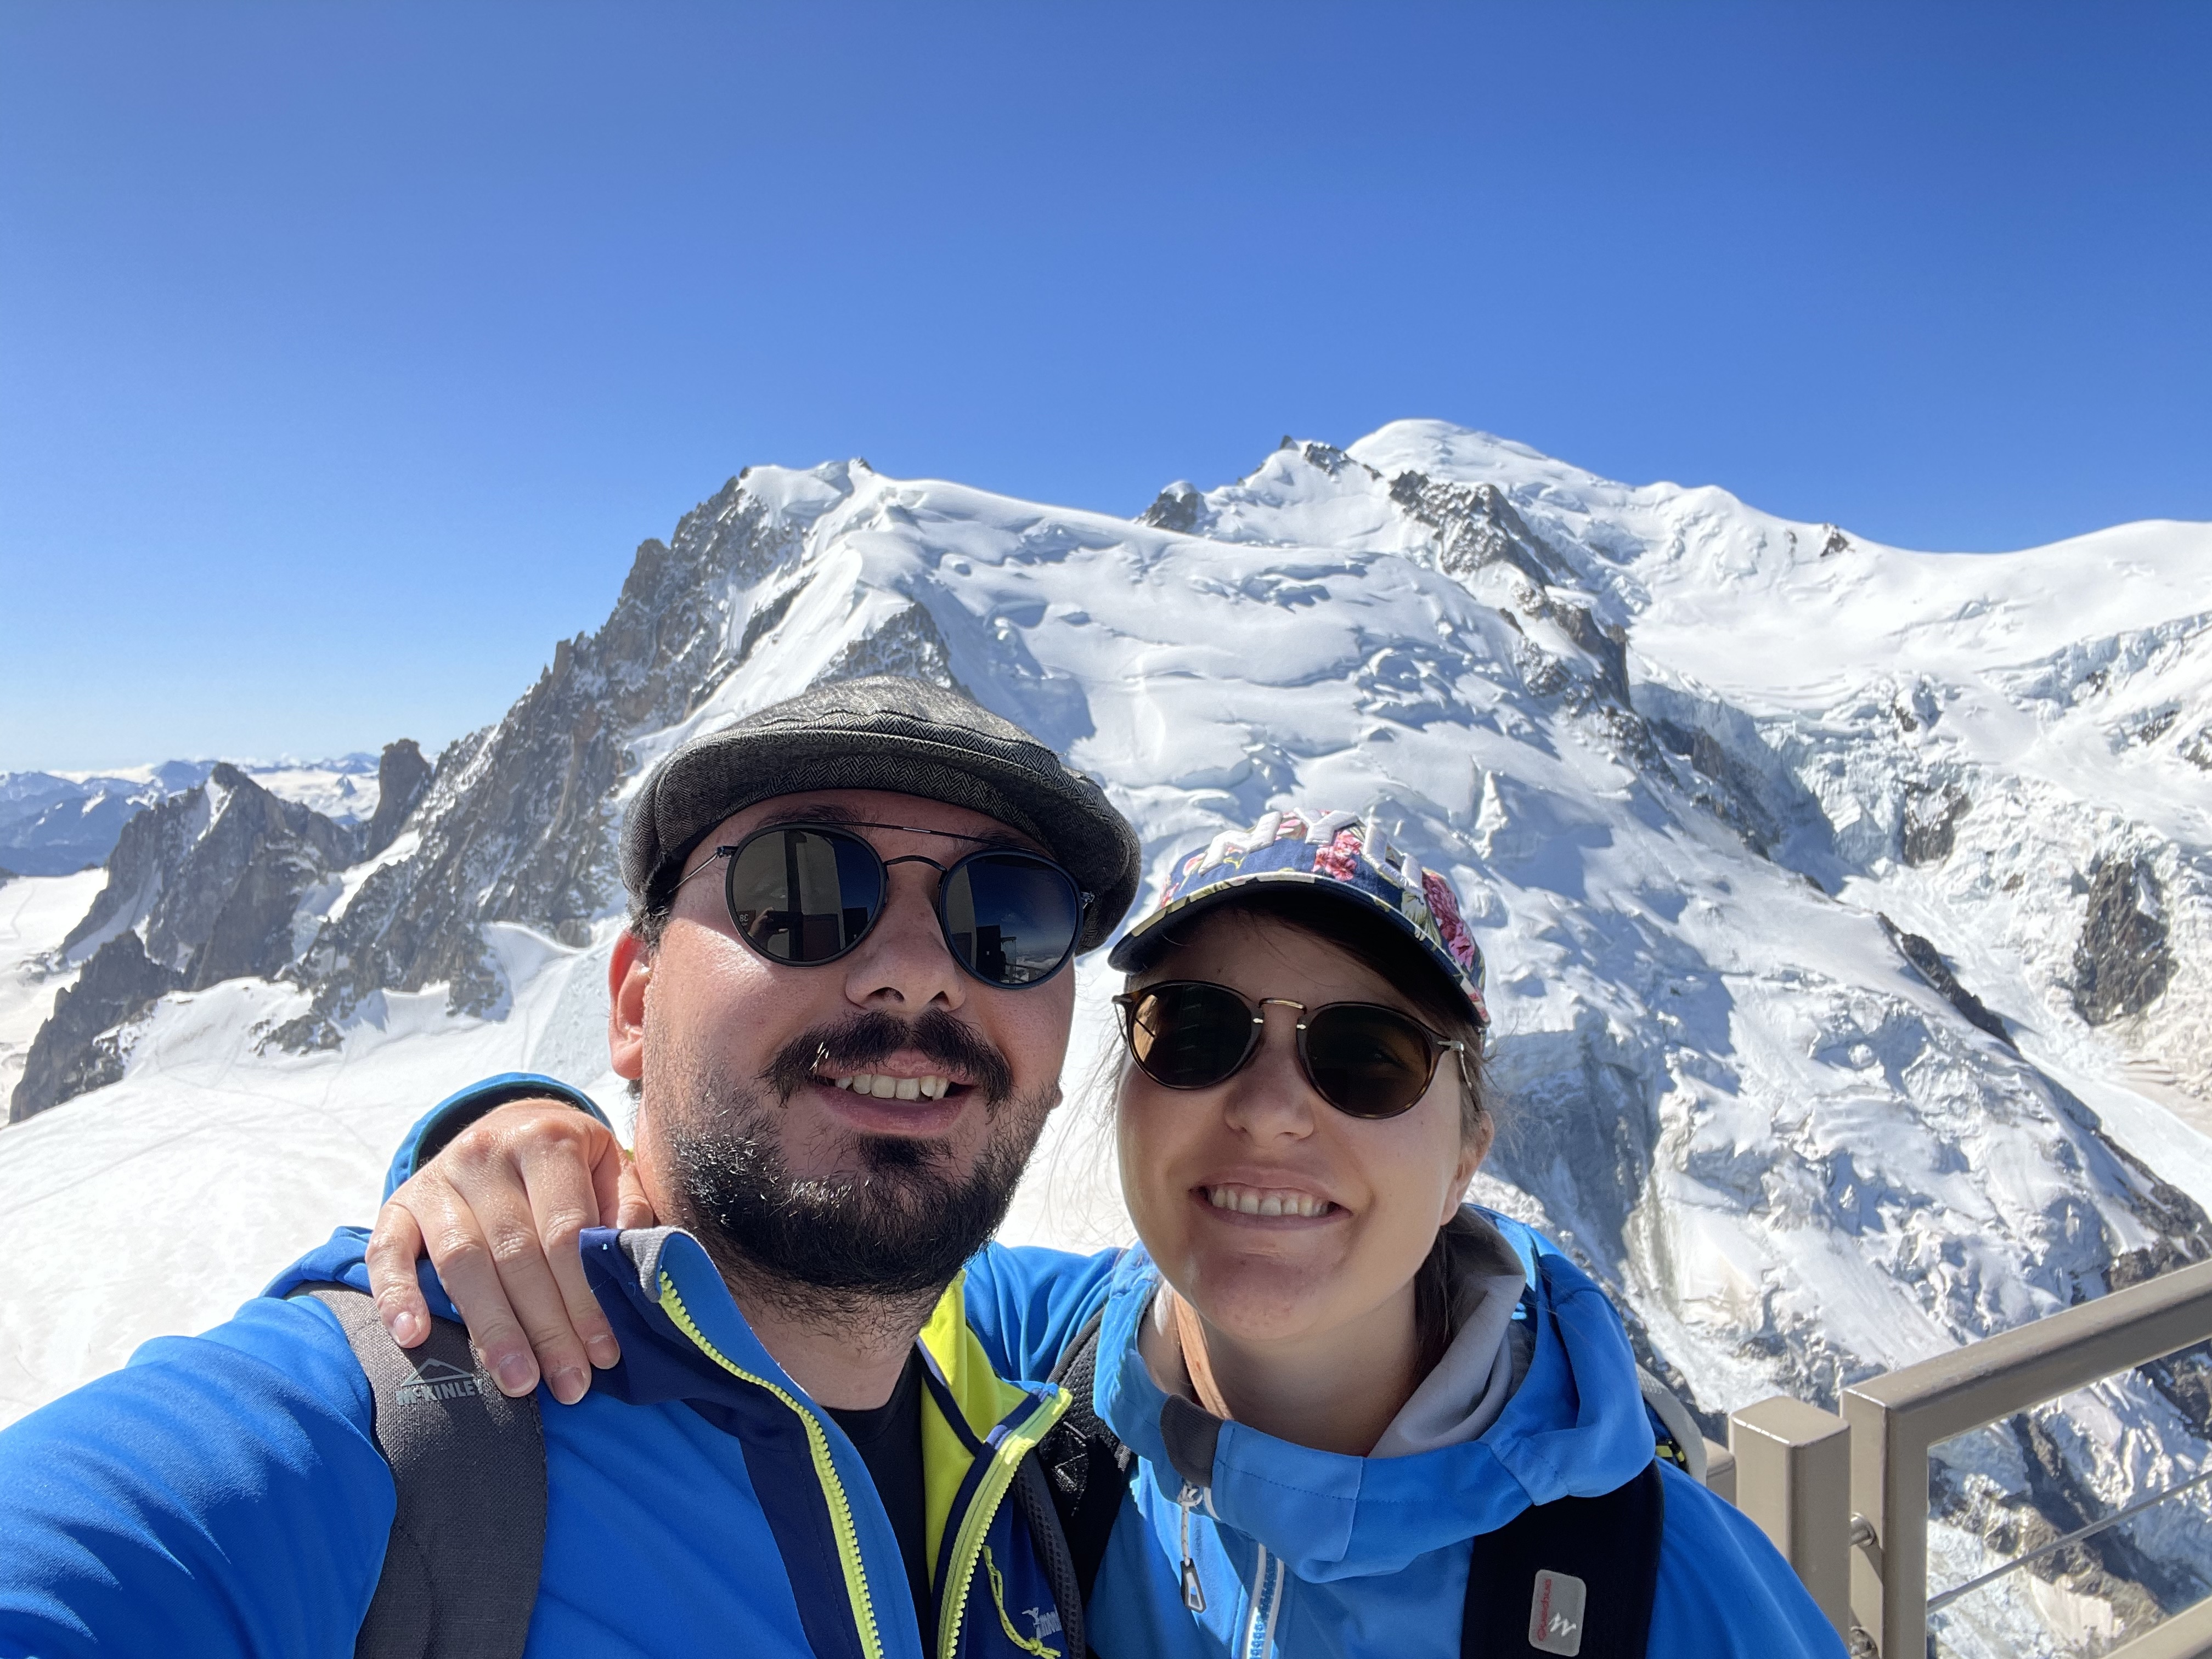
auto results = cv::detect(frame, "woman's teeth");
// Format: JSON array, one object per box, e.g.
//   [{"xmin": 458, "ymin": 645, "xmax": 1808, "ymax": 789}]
[
  {"xmin": 1205, "ymin": 1186, "xmax": 1330, "ymax": 1219},
  {"xmin": 831, "ymin": 1073, "xmax": 952, "ymax": 1101}
]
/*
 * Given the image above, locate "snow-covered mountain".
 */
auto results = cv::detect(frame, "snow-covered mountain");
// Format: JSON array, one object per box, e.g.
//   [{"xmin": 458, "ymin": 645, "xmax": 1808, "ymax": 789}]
[
  {"xmin": 0, "ymin": 755, "xmax": 384, "ymax": 878},
  {"xmin": 2, "ymin": 424, "xmax": 2207, "ymax": 1656}
]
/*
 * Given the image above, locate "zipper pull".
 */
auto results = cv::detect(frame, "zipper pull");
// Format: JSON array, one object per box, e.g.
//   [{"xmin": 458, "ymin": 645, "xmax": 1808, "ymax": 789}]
[{"xmin": 1176, "ymin": 1481, "xmax": 1209, "ymax": 1612}]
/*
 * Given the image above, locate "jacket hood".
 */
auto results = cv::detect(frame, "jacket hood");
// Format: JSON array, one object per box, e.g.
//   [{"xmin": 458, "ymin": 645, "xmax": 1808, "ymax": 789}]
[{"xmin": 1092, "ymin": 1206, "xmax": 1657, "ymax": 1583}]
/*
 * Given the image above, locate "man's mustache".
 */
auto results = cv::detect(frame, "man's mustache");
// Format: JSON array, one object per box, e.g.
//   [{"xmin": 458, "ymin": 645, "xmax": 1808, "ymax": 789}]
[{"xmin": 761, "ymin": 1009, "xmax": 1016, "ymax": 1107}]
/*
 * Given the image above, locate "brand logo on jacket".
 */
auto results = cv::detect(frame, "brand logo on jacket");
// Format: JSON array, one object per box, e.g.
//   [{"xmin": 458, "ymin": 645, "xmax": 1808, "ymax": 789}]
[
  {"xmin": 1527, "ymin": 1567, "xmax": 1587, "ymax": 1656},
  {"xmin": 394, "ymin": 1358, "xmax": 487, "ymax": 1406}
]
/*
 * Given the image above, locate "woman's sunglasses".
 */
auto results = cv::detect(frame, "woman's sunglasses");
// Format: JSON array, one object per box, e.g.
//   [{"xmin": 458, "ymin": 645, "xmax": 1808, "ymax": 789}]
[
  {"xmin": 680, "ymin": 822, "xmax": 1091, "ymax": 989},
  {"xmin": 1113, "ymin": 980, "xmax": 1469, "ymax": 1120}
]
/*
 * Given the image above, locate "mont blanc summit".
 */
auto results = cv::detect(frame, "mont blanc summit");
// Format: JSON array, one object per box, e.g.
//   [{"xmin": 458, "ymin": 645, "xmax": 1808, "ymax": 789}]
[{"xmin": 3, "ymin": 422, "xmax": 2209, "ymax": 1652}]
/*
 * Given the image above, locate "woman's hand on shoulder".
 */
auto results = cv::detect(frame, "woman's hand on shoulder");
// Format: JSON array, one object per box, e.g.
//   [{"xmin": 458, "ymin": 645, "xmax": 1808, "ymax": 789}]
[{"xmin": 364, "ymin": 1099, "xmax": 658, "ymax": 1404}]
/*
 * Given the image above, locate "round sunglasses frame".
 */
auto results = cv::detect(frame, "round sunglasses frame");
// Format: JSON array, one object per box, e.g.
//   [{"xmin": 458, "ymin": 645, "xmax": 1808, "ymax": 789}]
[
  {"xmin": 680, "ymin": 820, "xmax": 1092, "ymax": 990},
  {"xmin": 1112, "ymin": 979, "xmax": 1471, "ymax": 1120}
]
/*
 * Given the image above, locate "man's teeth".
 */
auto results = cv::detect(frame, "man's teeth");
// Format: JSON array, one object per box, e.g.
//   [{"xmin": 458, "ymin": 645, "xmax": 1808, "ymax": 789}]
[
  {"xmin": 1205, "ymin": 1186, "xmax": 1330, "ymax": 1219},
  {"xmin": 830, "ymin": 1073, "xmax": 952, "ymax": 1101}
]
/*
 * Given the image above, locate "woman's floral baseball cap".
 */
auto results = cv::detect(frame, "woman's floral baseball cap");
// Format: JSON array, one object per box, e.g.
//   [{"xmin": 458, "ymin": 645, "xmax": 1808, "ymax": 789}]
[{"xmin": 1107, "ymin": 808, "xmax": 1490, "ymax": 1030}]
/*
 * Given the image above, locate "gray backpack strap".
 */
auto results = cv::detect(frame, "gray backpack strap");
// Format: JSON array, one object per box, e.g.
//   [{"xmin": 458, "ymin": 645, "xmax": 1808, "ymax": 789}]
[{"xmin": 293, "ymin": 1284, "xmax": 547, "ymax": 1659}]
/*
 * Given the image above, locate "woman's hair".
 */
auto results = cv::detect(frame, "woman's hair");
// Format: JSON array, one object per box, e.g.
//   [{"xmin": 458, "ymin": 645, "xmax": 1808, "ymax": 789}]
[{"xmin": 1122, "ymin": 884, "xmax": 1494, "ymax": 1374}]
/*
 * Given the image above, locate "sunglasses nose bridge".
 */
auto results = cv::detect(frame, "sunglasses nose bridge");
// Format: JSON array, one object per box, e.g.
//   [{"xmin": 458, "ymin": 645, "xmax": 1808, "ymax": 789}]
[
  {"xmin": 878, "ymin": 851, "xmax": 950, "ymax": 887},
  {"xmin": 1217, "ymin": 1016, "xmax": 1325, "ymax": 1136},
  {"xmin": 837, "ymin": 869, "xmax": 971, "ymax": 1010}
]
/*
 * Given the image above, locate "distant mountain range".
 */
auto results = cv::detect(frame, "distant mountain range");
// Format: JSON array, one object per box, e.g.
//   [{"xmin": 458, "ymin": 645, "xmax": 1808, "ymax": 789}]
[
  {"xmin": 2, "ymin": 424, "xmax": 2208, "ymax": 1656},
  {"xmin": 0, "ymin": 757, "xmax": 383, "ymax": 878}
]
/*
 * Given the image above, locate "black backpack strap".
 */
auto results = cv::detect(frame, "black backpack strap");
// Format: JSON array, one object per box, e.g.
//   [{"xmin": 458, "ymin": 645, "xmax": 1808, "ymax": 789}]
[
  {"xmin": 1009, "ymin": 1451, "xmax": 1089, "ymax": 1659},
  {"xmin": 1027, "ymin": 1307, "xmax": 1133, "ymax": 1623},
  {"xmin": 292, "ymin": 1284, "xmax": 548, "ymax": 1659},
  {"xmin": 1462, "ymin": 1460, "xmax": 1665, "ymax": 1658}
]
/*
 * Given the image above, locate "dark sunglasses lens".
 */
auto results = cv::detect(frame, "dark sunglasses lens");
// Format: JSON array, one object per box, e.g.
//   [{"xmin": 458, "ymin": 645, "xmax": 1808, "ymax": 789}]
[
  {"xmin": 726, "ymin": 830, "xmax": 883, "ymax": 962},
  {"xmin": 1302, "ymin": 1005, "xmax": 1437, "ymax": 1118},
  {"xmin": 941, "ymin": 854, "xmax": 1083, "ymax": 985},
  {"xmin": 1125, "ymin": 983, "xmax": 1254, "ymax": 1088}
]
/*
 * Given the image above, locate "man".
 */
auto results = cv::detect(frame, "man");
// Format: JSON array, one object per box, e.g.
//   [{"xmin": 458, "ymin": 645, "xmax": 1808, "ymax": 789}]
[{"xmin": 0, "ymin": 675, "xmax": 1143, "ymax": 1659}]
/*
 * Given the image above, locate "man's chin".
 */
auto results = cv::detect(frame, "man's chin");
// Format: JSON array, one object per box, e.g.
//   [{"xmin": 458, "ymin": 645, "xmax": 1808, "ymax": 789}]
[{"xmin": 675, "ymin": 1131, "xmax": 1028, "ymax": 1302}]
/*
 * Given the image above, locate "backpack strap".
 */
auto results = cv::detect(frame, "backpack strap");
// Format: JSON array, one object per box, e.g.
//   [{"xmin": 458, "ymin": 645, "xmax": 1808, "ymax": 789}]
[
  {"xmin": 1461, "ymin": 1460, "xmax": 1665, "ymax": 1658},
  {"xmin": 1009, "ymin": 1449, "xmax": 1090, "ymax": 1659},
  {"xmin": 1026, "ymin": 1308, "xmax": 1132, "ymax": 1626},
  {"xmin": 292, "ymin": 1284, "xmax": 548, "ymax": 1659},
  {"xmin": 1637, "ymin": 1369, "xmax": 1706, "ymax": 1485}
]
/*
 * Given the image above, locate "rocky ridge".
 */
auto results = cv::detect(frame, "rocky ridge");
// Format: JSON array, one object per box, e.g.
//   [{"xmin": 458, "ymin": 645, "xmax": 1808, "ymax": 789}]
[
  {"xmin": 11, "ymin": 747, "xmax": 419, "ymax": 1120},
  {"xmin": 0, "ymin": 757, "xmax": 379, "ymax": 878}
]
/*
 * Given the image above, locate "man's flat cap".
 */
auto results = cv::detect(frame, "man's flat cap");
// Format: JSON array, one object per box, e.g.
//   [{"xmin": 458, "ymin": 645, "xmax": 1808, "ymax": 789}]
[{"xmin": 622, "ymin": 675, "xmax": 1142, "ymax": 950}]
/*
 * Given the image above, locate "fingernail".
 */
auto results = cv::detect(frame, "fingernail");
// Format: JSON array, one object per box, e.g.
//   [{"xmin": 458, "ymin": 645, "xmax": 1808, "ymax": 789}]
[
  {"xmin": 493, "ymin": 1352, "xmax": 538, "ymax": 1396},
  {"xmin": 550, "ymin": 1366, "xmax": 587, "ymax": 1406},
  {"xmin": 586, "ymin": 1334, "xmax": 618, "ymax": 1367},
  {"xmin": 390, "ymin": 1310, "xmax": 423, "ymax": 1345}
]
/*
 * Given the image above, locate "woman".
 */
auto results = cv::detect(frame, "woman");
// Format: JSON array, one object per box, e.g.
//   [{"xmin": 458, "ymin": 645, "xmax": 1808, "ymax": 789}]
[{"xmin": 370, "ymin": 808, "xmax": 1840, "ymax": 1657}]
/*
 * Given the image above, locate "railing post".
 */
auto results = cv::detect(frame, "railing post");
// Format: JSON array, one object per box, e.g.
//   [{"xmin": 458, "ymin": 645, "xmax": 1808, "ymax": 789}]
[
  {"xmin": 1728, "ymin": 1396, "xmax": 1852, "ymax": 1637},
  {"xmin": 1843, "ymin": 1384, "xmax": 1927, "ymax": 1659},
  {"xmin": 1702, "ymin": 1437, "xmax": 1737, "ymax": 1505}
]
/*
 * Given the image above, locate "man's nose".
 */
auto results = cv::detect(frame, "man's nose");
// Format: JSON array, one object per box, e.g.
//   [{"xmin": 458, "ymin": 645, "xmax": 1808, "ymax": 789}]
[{"xmin": 840, "ymin": 865, "xmax": 966, "ymax": 1010}]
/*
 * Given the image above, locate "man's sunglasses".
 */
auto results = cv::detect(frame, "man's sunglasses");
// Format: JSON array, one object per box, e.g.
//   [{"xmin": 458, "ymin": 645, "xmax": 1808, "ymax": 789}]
[
  {"xmin": 679, "ymin": 822, "xmax": 1091, "ymax": 988},
  {"xmin": 1113, "ymin": 980, "xmax": 1469, "ymax": 1120}
]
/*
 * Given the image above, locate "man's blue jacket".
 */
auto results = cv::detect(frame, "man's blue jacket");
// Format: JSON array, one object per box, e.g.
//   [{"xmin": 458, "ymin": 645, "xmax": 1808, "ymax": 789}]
[{"xmin": 0, "ymin": 1076, "xmax": 1075, "ymax": 1659}]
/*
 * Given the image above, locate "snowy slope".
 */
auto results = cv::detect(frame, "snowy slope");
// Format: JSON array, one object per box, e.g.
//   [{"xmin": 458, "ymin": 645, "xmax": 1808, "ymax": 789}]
[{"xmin": 2, "ymin": 426, "xmax": 2208, "ymax": 1654}]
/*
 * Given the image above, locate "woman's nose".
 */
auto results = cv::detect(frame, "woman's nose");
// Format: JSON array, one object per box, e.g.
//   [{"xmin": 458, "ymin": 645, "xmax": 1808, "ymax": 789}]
[{"xmin": 1219, "ymin": 1006, "xmax": 1319, "ymax": 1138}]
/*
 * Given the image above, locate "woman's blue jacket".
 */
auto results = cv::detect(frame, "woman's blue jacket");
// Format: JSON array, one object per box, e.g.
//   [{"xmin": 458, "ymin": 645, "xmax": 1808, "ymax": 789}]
[{"xmin": 961, "ymin": 1220, "xmax": 1845, "ymax": 1659}]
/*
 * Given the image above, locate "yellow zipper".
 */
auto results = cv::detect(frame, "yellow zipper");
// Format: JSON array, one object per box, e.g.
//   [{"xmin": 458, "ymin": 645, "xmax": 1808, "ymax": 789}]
[
  {"xmin": 933, "ymin": 1391, "xmax": 1070, "ymax": 1659},
  {"xmin": 658, "ymin": 1272, "xmax": 887, "ymax": 1659}
]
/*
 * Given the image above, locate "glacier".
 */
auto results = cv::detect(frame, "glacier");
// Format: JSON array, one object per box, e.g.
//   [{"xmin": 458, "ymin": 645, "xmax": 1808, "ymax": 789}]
[{"xmin": 2, "ymin": 422, "xmax": 2208, "ymax": 1656}]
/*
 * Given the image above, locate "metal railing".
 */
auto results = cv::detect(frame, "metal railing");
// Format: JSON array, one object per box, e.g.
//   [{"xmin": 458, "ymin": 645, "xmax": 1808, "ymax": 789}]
[{"xmin": 1721, "ymin": 1257, "xmax": 2212, "ymax": 1658}]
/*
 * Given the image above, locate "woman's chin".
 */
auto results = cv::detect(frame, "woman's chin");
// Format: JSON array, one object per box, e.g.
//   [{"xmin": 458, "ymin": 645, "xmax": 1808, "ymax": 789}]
[{"xmin": 1175, "ymin": 1257, "xmax": 1344, "ymax": 1347}]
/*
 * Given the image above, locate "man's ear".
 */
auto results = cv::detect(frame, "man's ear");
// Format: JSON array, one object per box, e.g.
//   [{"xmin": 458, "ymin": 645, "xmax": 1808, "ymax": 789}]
[{"xmin": 609, "ymin": 930, "xmax": 651, "ymax": 1082}]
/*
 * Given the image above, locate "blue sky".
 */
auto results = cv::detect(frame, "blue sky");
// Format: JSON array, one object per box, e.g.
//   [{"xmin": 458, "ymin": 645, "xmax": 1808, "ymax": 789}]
[{"xmin": 2, "ymin": 2, "xmax": 2207, "ymax": 773}]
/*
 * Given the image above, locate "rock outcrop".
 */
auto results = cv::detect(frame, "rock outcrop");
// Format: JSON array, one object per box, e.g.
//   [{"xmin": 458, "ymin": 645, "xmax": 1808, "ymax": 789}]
[
  {"xmin": 815, "ymin": 602, "xmax": 969, "ymax": 697},
  {"xmin": 9, "ymin": 933, "xmax": 182, "ymax": 1121},
  {"xmin": 146, "ymin": 765, "xmax": 359, "ymax": 989},
  {"xmin": 2074, "ymin": 856, "xmax": 2174, "ymax": 1026},
  {"xmin": 1389, "ymin": 467, "xmax": 1576, "ymax": 589},
  {"xmin": 1903, "ymin": 784, "xmax": 1972, "ymax": 866},
  {"xmin": 1881, "ymin": 913, "xmax": 2015, "ymax": 1047},
  {"xmin": 363, "ymin": 739, "xmax": 433, "ymax": 859},
  {"xmin": 61, "ymin": 783, "xmax": 210, "ymax": 961},
  {"xmin": 21, "ymin": 766, "xmax": 365, "ymax": 1104},
  {"xmin": 1137, "ymin": 481, "xmax": 1205, "ymax": 534}
]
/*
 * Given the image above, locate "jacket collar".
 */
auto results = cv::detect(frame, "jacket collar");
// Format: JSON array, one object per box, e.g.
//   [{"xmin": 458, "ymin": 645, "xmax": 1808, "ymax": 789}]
[{"xmin": 1092, "ymin": 1206, "xmax": 1657, "ymax": 1583}]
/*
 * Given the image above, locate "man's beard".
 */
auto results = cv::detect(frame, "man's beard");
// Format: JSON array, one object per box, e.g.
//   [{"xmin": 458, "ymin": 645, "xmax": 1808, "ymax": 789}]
[{"xmin": 650, "ymin": 1008, "xmax": 1053, "ymax": 1318}]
